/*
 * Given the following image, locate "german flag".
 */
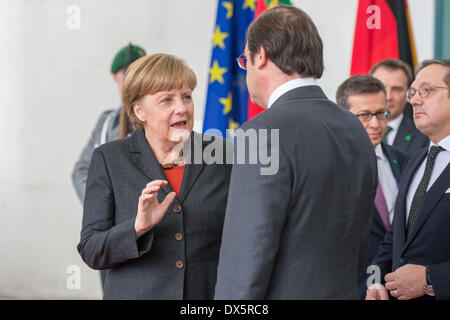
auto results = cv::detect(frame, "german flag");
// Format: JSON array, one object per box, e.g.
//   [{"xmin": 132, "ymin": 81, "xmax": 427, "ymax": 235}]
[{"xmin": 350, "ymin": 0, "xmax": 417, "ymax": 76}]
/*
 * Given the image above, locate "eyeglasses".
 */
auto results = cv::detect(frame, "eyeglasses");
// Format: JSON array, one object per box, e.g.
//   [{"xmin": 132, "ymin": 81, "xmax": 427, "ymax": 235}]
[
  {"xmin": 355, "ymin": 110, "xmax": 390, "ymax": 122},
  {"xmin": 406, "ymin": 84, "xmax": 450, "ymax": 103},
  {"xmin": 236, "ymin": 53, "xmax": 247, "ymax": 70}
]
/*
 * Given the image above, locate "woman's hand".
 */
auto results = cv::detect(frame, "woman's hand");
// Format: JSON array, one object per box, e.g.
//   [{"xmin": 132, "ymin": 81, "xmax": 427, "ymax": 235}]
[{"xmin": 134, "ymin": 180, "xmax": 176, "ymax": 239}]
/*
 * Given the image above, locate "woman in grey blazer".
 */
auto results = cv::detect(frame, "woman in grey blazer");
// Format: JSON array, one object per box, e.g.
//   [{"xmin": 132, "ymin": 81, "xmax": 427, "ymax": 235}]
[{"xmin": 77, "ymin": 53, "xmax": 232, "ymax": 299}]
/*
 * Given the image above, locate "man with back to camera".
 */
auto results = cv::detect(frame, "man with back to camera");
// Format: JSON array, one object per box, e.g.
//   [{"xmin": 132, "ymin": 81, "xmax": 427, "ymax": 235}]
[
  {"xmin": 370, "ymin": 59, "xmax": 429, "ymax": 155},
  {"xmin": 214, "ymin": 5, "xmax": 377, "ymax": 300},
  {"xmin": 336, "ymin": 75, "xmax": 408, "ymax": 299},
  {"xmin": 366, "ymin": 59, "xmax": 450, "ymax": 300}
]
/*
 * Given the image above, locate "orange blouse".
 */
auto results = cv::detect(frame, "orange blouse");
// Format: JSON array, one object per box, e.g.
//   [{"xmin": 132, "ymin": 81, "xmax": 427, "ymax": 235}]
[{"xmin": 162, "ymin": 166, "xmax": 185, "ymax": 197}]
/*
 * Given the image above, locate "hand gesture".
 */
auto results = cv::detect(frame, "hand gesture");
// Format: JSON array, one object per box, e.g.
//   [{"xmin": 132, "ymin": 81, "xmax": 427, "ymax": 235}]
[{"xmin": 134, "ymin": 180, "xmax": 176, "ymax": 239}]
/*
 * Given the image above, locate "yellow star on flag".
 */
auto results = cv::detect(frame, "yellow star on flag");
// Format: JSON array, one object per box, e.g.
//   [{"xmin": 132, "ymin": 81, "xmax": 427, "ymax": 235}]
[
  {"xmin": 222, "ymin": 1, "xmax": 233, "ymax": 19},
  {"xmin": 212, "ymin": 25, "xmax": 229, "ymax": 49},
  {"xmin": 242, "ymin": 0, "xmax": 256, "ymax": 11},
  {"xmin": 228, "ymin": 118, "xmax": 240, "ymax": 136},
  {"xmin": 209, "ymin": 60, "xmax": 227, "ymax": 84},
  {"xmin": 220, "ymin": 92, "xmax": 232, "ymax": 115}
]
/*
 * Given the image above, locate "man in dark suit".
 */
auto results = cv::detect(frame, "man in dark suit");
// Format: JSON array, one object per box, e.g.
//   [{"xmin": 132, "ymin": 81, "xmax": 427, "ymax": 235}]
[
  {"xmin": 336, "ymin": 75, "xmax": 408, "ymax": 299},
  {"xmin": 214, "ymin": 5, "xmax": 377, "ymax": 300},
  {"xmin": 367, "ymin": 59, "xmax": 450, "ymax": 300},
  {"xmin": 370, "ymin": 59, "xmax": 429, "ymax": 155}
]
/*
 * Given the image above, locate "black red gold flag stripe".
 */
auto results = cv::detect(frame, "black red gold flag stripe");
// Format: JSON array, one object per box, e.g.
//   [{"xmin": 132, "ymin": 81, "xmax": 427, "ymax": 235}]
[{"xmin": 351, "ymin": 0, "xmax": 417, "ymax": 76}]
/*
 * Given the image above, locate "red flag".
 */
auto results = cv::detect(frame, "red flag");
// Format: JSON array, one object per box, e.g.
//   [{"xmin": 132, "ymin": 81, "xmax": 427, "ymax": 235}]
[{"xmin": 350, "ymin": 0, "xmax": 417, "ymax": 76}]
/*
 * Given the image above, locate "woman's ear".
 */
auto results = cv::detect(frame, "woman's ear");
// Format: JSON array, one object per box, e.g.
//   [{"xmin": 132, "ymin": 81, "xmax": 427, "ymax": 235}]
[{"xmin": 133, "ymin": 102, "xmax": 146, "ymax": 122}]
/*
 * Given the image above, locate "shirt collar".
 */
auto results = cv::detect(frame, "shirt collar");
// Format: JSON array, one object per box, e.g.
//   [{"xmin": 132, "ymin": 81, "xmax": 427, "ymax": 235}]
[
  {"xmin": 267, "ymin": 78, "xmax": 318, "ymax": 109},
  {"xmin": 429, "ymin": 134, "xmax": 450, "ymax": 152},
  {"xmin": 387, "ymin": 113, "xmax": 403, "ymax": 131}
]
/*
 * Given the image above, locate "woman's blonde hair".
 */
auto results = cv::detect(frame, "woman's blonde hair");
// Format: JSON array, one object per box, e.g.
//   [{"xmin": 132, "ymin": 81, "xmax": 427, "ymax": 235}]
[{"xmin": 120, "ymin": 53, "xmax": 197, "ymax": 137}]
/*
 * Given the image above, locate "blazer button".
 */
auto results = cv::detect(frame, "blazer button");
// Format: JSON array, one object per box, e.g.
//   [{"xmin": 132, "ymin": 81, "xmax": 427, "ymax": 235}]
[
  {"xmin": 176, "ymin": 260, "xmax": 184, "ymax": 269},
  {"xmin": 173, "ymin": 205, "xmax": 182, "ymax": 214},
  {"xmin": 400, "ymin": 258, "xmax": 406, "ymax": 264},
  {"xmin": 175, "ymin": 232, "xmax": 183, "ymax": 241}
]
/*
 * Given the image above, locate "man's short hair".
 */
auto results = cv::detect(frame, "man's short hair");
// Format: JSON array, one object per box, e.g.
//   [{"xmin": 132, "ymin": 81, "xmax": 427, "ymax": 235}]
[
  {"xmin": 246, "ymin": 5, "xmax": 324, "ymax": 78},
  {"xmin": 415, "ymin": 59, "xmax": 450, "ymax": 97},
  {"xmin": 336, "ymin": 75, "xmax": 387, "ymax": 110},
  {"xmin": 369, "ymin": 59, "xmax": 414, "ymax": 87}
]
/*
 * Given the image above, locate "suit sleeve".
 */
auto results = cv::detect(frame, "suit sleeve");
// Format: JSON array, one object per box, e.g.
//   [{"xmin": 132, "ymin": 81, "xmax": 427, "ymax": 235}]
[
  {"xmin": 430, "ymin": 261, "xmax": 450, "ymax": 300},
  {"xmin": 214, "ymin": 127, "xmax": 291, "ymax": 299},
  {"xmin": 71, "ymin": 111, "xmax": 112, "ymax": 204},
  {"xmin": 370, "ymin": 225, "xmax": 394, "ymax": 284},
  {"xmin": 77, "ymin": 147, "xmax": 154, "ymax": 270}
]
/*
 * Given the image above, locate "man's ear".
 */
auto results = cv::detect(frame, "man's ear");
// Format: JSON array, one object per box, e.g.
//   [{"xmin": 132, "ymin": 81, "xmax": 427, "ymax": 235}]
[
  {"xmin": 133, "ymin": 102, "xmax": 146, "ymax": 122},
  {"xmin": 254, "ymin": 46, "xmax": 268, "ymax": 69}
]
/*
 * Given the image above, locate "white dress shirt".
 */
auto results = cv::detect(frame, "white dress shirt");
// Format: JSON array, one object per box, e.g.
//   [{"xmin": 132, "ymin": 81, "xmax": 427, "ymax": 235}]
[
  {"xmin": 385, "ymin": 113, "xmax": 403, "ymax": 145},
  {"xmin": 375, "ymin": 144, "xmax": 399, "ymax": 223},
  {"xmin": 406, "ymin": 135, "xmax": 450, "ymax": 220},
  {"xmin": 267, "ymin": 78, "xmax": 318, "ymax": 109}
]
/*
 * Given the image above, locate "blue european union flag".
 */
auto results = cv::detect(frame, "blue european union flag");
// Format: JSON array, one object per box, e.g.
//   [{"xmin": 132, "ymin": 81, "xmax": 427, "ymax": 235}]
[{"xmin": 202, "ymin": 0, "xmax": 255, "ymax": 137}]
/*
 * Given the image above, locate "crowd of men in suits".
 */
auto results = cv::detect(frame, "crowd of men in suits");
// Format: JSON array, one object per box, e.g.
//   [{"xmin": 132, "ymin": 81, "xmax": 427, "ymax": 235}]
[
  {"xmin": 336, "ymin": 57, "xmax": 450, "ymax": 300},
  {"xmin": 359, "ymin": 59, "xmax": 450, "ymax": 300}
]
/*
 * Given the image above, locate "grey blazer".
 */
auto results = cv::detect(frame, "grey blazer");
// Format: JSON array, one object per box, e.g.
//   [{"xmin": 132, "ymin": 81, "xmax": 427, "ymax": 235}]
[
  {"xmin": 214, "ymin": 85, "xmax": 378, "ymax": 300},
  {"xmin": 72, "ymin": 108, "xmax": 120, "ymax": 203},
  {"xmin": 77, "ymin": 130, "xmax": 232, "ymax": 299}
]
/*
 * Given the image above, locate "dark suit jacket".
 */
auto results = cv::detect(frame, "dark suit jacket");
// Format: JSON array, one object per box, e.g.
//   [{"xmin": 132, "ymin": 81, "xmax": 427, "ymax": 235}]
[
  {"xmin": 358, "ymin": 143, "xmax": 407, "ymax": 298},
  {"xmin": 214, "ymin": 85, "xmax": 378, "ymax": 299},
  {"xmin": 372, "ymin": 146, "xmax": 450, "ymax": 300},
  {"xmin": 77, "ymin": 130, "xmax": 232, "ymax": 299},
  {"xmin": 393, "ymin": 113, "xmax": 428, "ymax": 155}
]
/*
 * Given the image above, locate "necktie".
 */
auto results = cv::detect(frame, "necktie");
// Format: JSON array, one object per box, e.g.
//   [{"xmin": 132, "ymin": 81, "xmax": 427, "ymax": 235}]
[
  {"xmin": 406, "ymin": 146, "xmax": 444, "ymax": 237},
  {"xmin": 382, "ymin": 126, "xmax": 393, "ymax": 144},
  {"xmin": 375, "ymin": 183, "xmax": 391, "ymax": 230}
]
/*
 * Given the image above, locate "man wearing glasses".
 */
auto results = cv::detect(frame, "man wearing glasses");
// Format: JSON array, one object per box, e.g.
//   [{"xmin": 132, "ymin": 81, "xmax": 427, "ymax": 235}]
[
  {"xmin": 367, "ymin": 59, "xmax": 450, "ymax": 300},
  {"xmin": 370, "ymin": 59, "xmax": 429, "ymax": 155},
  {"xmin": 336, "ymin": 75, "xmax": 408, "ymax": 299},
  {"xmin": 215, "ymin": 6, "xmax": 377, "ymax": 299}
]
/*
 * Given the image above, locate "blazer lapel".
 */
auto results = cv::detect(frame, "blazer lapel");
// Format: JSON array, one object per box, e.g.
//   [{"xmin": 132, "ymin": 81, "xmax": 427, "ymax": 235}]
[
  {"xmin": 129, "ymin": 130, "xmax": 173, "ymax": 196},
  {"xmin": 393, "ymin": 116, "xmax": 413, "ymax": 150},
  {"xmin": 397, "ymin": 148, "xmax": 428, "ymax": 250},
  {"xmin": 403, "ymin": 163, "xmax": 450, "ymax": 249},
  {"xmin": 382, "ymin": 143, "xmax": 402, "ymax": 185},
  {"xmin": 177, "ymin": 132, "xmax": 207, "ymax": 203}
]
